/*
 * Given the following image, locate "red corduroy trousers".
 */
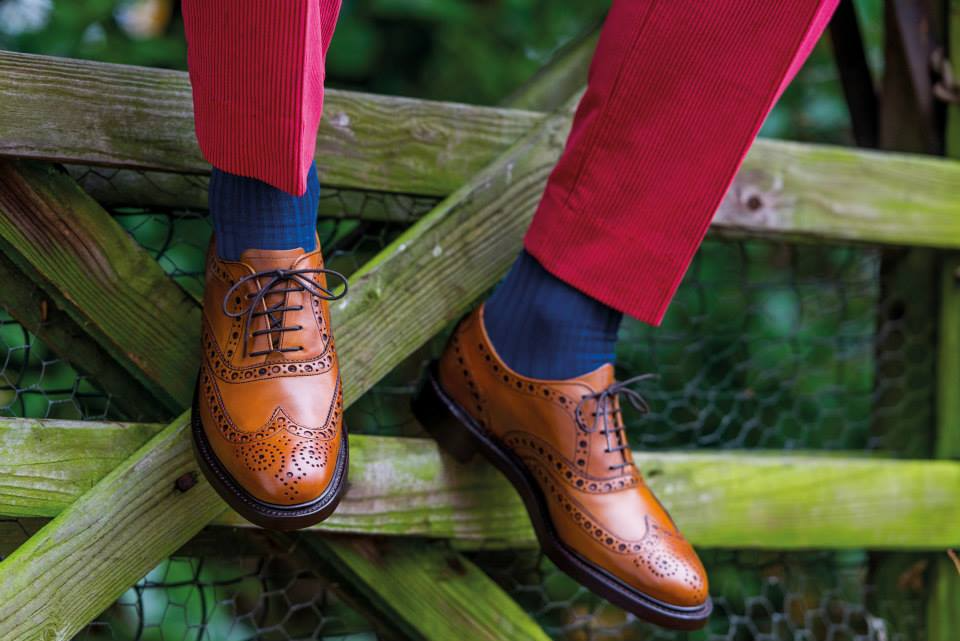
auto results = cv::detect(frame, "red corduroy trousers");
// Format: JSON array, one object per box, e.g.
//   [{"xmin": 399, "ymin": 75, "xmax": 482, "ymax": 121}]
[{"xmin": 183, "ymin": 0, "xmax": 839, "ymax": 325}]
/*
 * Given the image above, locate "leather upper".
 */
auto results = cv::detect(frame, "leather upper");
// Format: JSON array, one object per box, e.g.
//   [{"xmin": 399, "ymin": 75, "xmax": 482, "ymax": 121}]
[
  {"xmin": 197, "ymin": 243, "xmax": 345, "ymax": 506},
  {"xmin": 437, "ymin": 306, "xmax": 708, "ymax": 607}
]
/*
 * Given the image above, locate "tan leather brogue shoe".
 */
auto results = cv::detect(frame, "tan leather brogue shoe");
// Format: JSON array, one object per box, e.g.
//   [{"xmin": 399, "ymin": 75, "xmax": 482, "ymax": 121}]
[
  {"xmin": 413, "ymin": 306, "xmax": 711, "ymax": 629},
  {"xmin": 192, "ymin": 241, "xmax": 348, "ymax": 530}
]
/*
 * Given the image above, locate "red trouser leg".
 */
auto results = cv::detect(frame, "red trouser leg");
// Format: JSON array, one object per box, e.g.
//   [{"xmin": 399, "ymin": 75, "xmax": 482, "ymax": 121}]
[
  {"xmin": 182, "ymin": 0, "xmax": 342, "ymax": 196},
  {"xmin": 525, "ymin": 0, "xmax": 840, "ymax": 325}
]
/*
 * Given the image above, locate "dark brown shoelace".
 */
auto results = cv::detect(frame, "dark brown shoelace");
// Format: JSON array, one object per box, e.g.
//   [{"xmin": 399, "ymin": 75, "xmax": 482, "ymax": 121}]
[
  {"xmin": 223, "ymin": 267, "xmax": 348, "ymax": 357},
  {"xmin": 575, "ymin": 374, "xmax": 656, "ymax": 471}
]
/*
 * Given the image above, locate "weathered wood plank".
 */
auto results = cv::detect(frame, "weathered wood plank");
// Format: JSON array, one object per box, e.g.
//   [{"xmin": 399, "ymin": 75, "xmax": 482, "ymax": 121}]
[
  {"xmin": 2, "ymin": 418, "xmax": 959, "ymax": 550},
  {"xmin": 502, "ymin": 27, "xmax": 597, "ymax": 111},
  {"xmin": 0, "ymin": 418, "xmax": 165, "ymax": 518},
  {"xmin": 66, "ymin": 165, "xmax": 437, "ymax": 223},
  {"xmin": 928, "ymin": 15, "xmax": 960, "ymax": 632},
  {"xmin": 69, "ymin": 138, "xmax": 960, "ymax": 253},
  {"xmin": 308, "ymin": 537, "xmax": 551, "ymax": 641},
  {"xmin": 0, "ymin": 99, "xmax": 575, "ymax": 636},
  {"xmin": 5, "ymin": 52, "xmax": 960, "ymax": 252},
  {"xmin": 926, "ymin": 254, "xmax": 960, "ymax": 641},
  {"xmin": 716, "ymin": 140, "xmax": 960, "ymax": 247},
  {"xmin": 0, "ymin": 251, "xmax": 169, "ymax": 422},
  {"xmin": 0, "ymin": 160, "xmax": 199, "ymax": 410},
  {"xmin": 336, "ymin": 97, "xmax": 575, "ymax": 403},
  {"xmin": 0, "ymin": 50, "xmax": 543, "ymax": 197},
  {"xmin": 937, "ymin": 255, "xmax": 960, "ymax": 460},
  {"xmin": 0, "ymin": 411, "xmax": 227, "ymax": 640}
]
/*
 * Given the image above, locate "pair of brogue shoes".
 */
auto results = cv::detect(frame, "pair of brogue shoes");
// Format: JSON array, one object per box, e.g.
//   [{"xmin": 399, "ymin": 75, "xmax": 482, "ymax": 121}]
[{"xmin": 192, "ymin": 245, "xmax": 711, "ymax": 630}]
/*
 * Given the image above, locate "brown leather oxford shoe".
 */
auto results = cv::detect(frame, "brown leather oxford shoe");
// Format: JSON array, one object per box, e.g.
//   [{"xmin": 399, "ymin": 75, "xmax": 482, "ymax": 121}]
[
  {"xmin": 413, "ymin": 306, "xmax": 711, "ymax": 629},
  {"xmin": 192, "ymin": 242, "xmax": 348, "ymax": 530}
]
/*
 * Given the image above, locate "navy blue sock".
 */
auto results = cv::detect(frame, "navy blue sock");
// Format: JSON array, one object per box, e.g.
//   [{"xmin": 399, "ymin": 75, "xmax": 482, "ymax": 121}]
[
  {"xmin": 483, "ymin": 250, "xmax": 622, "ymax": 380},
  {"xmin": 209, "ymin": 162, "xmax": 320, "ymax": 261}
]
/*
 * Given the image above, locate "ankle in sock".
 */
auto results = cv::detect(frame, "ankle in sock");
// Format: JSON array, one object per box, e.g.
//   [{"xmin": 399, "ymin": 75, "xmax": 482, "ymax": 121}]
[
  {"xmin": 209, "ymin": 161, "xmax": 320, "ymax": 261},
  {"xmin": 483, "ymin": 250, "xmax": 622, "ymax": 380}
]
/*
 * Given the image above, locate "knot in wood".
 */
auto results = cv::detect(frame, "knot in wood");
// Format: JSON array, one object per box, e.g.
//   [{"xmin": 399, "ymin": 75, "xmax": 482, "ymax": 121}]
[{"xmin": 174, "ymin": 471, "xmax": 198, "ymax": 492}]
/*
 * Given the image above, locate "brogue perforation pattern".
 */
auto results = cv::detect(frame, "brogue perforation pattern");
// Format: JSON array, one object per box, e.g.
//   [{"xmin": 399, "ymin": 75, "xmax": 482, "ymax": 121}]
[
  {"xmin": 450, "ymin": 332, "xmax": 491, "ymax": 433},
  {"xmin": 451, "ymin": 327, "xmax": 582, "ymax": 416},
  {"xmin": 528, "ymin": 459, "xmax": 705, "ymax": 602},
  {"xmin": 203, "ymin": 325, "xmax": 334, "ymax": 383},
  {"xmin": 505, "ymin": 432, "xmax": 638, "ymax": 493}
]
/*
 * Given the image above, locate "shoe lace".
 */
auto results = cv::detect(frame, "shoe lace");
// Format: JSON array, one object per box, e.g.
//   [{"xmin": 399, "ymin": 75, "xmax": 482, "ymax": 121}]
[
  {"xmin": 222, "ymin": 267, "xmax": 348, "ymax": 357},
  {"xmin": 575, "ymin": 374, "xmax": 656, "ymax": 471}
]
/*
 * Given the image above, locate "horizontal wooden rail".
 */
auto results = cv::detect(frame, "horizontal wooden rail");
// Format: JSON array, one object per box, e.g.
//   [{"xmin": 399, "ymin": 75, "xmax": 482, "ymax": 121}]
[
  {"xmin": 0, "ymin": 50, "xmax": 542, "ymax": 198},
  {"xmin": 0, "ymin": 90, "xmax": 575, "ymax": 637},
  {"xmin": 2, "ymin": 417, "xmax": 958, "ymax": 550},
  {"xmin": 3, "ymin": 51, "xmax": 960, "ymax": 248}
]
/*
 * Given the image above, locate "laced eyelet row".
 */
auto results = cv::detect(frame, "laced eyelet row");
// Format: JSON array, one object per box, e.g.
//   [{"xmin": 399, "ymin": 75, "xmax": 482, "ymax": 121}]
[
  {"xmin": 203, "ymin": 328, "xmax": 334, "ymax": 383},
  {"xmin": 507, "ymin": 433, "xmax": 638, "ymax": 493}
]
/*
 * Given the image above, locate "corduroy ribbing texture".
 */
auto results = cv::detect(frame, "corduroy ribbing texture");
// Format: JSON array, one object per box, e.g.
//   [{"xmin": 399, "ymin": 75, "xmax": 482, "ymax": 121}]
[
  {"xmin": 183, "ymin": 0, "xmax": 839, "ymax": 321},
  {"xmin": 182, "ymin": 0, "xmax": 341, "ymax": 196},
  {"xmin": 524, "ymin": 0, "xmax": 840, "ymax": 325},
  {"xmin": 209, "ymin": 161, "xmax": 320, "ymax": 261},
  {"xmin": 484, "ymin": 250, "xmax": 623, "ymax": 380}
]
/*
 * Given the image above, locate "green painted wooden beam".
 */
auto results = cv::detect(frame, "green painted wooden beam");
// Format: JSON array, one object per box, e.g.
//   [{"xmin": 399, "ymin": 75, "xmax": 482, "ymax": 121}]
[
  {"xmin": 307, "ymin": 537, "xmax": 551, "ymax": 641},
  {"xmin": 0, "ymin": 160, "xmax": 199, "ymax": 411},
  {"xmin": 2, "ymin": 418, "xmax": 960, "ymax": 551},
  {"xmin": 0, "ymin": 50, "xmax": 542, "ymax": 198}
]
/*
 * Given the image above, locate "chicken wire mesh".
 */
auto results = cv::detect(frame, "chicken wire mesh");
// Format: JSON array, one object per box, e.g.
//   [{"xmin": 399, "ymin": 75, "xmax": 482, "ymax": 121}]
[{"xmin": 0, "ymin": 188, "xmax": 941, "ymax": 640}]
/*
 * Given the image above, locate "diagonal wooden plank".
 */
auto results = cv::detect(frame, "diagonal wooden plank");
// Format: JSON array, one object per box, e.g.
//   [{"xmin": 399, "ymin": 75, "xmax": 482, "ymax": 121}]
[
  {"xmin": 307, "ymin": 536, "xmax": 551, "ymax": 641},
  {"xmin": 0, "ymin": 50, "xmax": 543, "ymax": 197},
  {"xmin": 0, "ymin": 160, "xmax": 198, "ymax": 410},
  {"xmin": 0, "ymin": 84, "xmax": 578, "ymax": 637},
  {"xmin": 0, "ymin": 251, "xmax": 169, "ymax": 421},
  {"xmin": 0, "ymin": 411, "xmax": 225, "ymax": 639},
  {"xmin": 3, "ymin": 418, "xmax": 960, "ymax": 550}
]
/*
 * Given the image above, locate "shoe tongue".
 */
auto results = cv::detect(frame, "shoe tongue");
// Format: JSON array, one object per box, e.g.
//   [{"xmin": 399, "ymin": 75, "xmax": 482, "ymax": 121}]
[
  {"xmin": 573, "ymin": 363, "xmax": 616, "ymax": 393},
  {"xmin": 234, "ymin": 248, "xmax": 317, "ymax": 358},
  {"xmin": 239, "ymin": 247, "xmax": 311, "ymax": 272}
]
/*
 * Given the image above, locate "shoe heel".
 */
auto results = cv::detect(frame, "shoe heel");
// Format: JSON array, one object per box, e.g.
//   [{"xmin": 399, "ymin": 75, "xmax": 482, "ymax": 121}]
[{"xmin": 412, "ymin": 365, "xmax": 479, "ymax": 463}]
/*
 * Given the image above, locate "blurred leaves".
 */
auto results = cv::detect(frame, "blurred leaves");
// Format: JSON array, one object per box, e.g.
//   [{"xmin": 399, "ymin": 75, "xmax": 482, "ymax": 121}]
[{"xmin": 0, "ymin": 0, "xmax": 184, "ymax": 67}]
